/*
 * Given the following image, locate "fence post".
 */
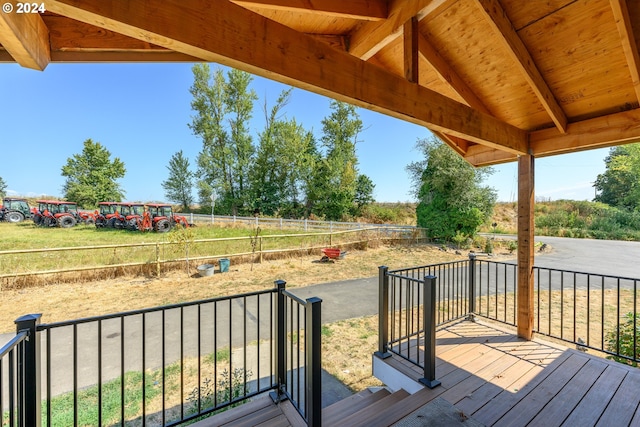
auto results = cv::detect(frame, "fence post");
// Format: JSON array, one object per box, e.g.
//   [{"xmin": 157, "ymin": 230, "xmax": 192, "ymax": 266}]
[
  {"xmin": 259, "ymin": 236, "xmax": 263, "ymax": 263},
  {"xmin": 468, "ymin": 253, "xmax": 476, "ymax": 320},
  {"xmin": 420, "ymin": 276, "xmax": 441, "ymax": 389},
  {"xmin": 304, "ymin": 219, "xmax": 308, "ymax": 232},
  {"xmin": 15, "ymin": 314, "xmax": 42, "ymax": 427},
  {"xmin": 375, "ymin": 266, "xmax": 391, "ymax": 358},
  {"xmin": 271, "ymin": 280, "xmax": 287, "ymax": 403},
  {"xmin": 306, "ymin": 297, "xmax": 323, "ymax": 427},
  {"xmin": 156, "ymin": 243, "xmax": 161, "ymax": 277}
]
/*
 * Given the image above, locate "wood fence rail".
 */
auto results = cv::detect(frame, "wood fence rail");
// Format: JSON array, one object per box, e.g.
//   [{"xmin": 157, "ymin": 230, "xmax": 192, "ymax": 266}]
[{"xmin": 0, "ymin": 227, "xmax": 426, "ymax": 284}]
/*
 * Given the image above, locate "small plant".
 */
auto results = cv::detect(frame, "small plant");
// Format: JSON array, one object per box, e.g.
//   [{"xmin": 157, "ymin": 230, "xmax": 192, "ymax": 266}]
[
  {"xmin": 187, "ymin": 367, "xmax": 252, "ymax": 413},
  {"xmin": 451, "ymin": 231, "xmax": 467, "ymax": 249},
  {"xmin": 605, "ymin": 312, "xmax": 640, "ymax": 367},
  {"xmin": 507, "ymin": 240, "xmax": 517, "ymax": 253},
  {"xmin": 168, "ymin": 226, "xmax": 195, "ymax": 276},
  {"xmin": 249, "ymin": 226, "xmax": 261, "ymax": 271},
  {"xmin": 484, "ymin": 238, "xmax": 494, "ymax": 254}
]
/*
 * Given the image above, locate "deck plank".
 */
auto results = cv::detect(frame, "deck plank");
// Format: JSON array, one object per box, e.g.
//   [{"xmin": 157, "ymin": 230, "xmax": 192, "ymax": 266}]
[
  {"xmin": 561, "ymin": 364, "xmax": 629, "ymax": 426},
  {"xmin": 528, "ymin": 358, "xmax": 609, "ymax": 425},
  {"xmin": 596, "ymin": 370, "xmax": 640, "ymax": 427}
]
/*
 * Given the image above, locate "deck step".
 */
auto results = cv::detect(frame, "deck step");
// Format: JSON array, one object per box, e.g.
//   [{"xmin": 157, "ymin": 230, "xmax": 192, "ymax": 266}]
[
  {"xmin": 338, "ymin": 389, "xmax": 411, "ymax": 427},
  {"xmin": 322, "ymin": 388, "xmax": 391, "ymax": 426}
]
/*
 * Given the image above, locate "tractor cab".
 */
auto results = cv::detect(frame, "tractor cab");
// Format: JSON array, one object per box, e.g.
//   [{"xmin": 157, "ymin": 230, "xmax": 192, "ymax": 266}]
[
  {"xmin": 0, "ymin": 197, "xmax": 32, "ymax": 222},
  {"xmin": 95, "ymin": 202, "xmax": 121, "ymax": 228}
]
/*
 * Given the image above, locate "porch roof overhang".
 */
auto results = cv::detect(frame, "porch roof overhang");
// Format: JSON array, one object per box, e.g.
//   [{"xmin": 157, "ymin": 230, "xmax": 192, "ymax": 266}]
[{"xmin": 2, "ymin": 0, "xmax": 640, "ymax": 164}]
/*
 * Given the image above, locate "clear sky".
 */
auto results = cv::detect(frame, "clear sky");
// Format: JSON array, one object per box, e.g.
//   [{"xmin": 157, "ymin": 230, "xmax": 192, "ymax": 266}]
[{"xmin": 1, "ymin": 62, "xmax": 609, "ymax": 205}]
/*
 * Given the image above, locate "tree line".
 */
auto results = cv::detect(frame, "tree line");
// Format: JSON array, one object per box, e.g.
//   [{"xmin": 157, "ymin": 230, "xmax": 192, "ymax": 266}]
[{"xmin": 171, "ymin": 64, "xmax": 374, "ymax": 220}]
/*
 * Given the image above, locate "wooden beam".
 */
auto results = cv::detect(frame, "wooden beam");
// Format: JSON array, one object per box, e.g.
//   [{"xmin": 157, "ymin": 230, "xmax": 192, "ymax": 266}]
[
  {"xmin": 0, "ymin": 3, "xmax": 50, "ymax": 70},
  {"xmin": 517, "ymin": 154, "xmax": 535, "ymax": 340},
  {"xmin": 403, "ymin": 17, "xmax": 418, "ymax": 83},
  {"xmin": 476, "ymin": 0, "xmax": 567, "ymax": 134},
  {"xmin": 45, "ymin": 0, "xmax": 528, "ymax": 153},
  {"xmin": 231, "ymin": 0, "xmax": 387, "ymax": 20},
  {"xmin": 530, "ymin": 108, "xmax": 640, "ymax": 157},
  {"xmin": 433, "ymin": 131, "xmax": 469, "ymax": 157},
  {"xmin": 349, "ymin": 0, "xmax": 453, "ymax": 60},
  {"xmin": 465, "ymin": 144, "xmax": 517, "ymax": 166},
  {"xmin": 610, "ymin": 0, "xmax": 640, "ymax": 103},
  {"xmin": 418, "ymin": 33, "xmax": 492, "ymax": 115}
]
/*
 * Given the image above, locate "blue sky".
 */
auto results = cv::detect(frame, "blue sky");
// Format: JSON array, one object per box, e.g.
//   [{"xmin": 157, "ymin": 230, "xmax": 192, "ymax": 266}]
[{"xmin": 1, "ymin": 62, "xmax": 609, "ymax": 204}]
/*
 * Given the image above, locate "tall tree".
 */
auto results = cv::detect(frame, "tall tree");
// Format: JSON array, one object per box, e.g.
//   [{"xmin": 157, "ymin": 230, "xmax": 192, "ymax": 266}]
[
  {"xmin": 594, "ymin": 144, "xmax": 640, "ymax": 210},
  {"xmin": 189, "ymin": 64, "xmax": 257, "ymax": 215},
  {"xmin": 162, "ymin": 150, "xmax": 194, "ymax": 211},
  {"xmin": 0, "ymin": 176, "xmax": 6, "ymax": 199},
  {"xmin": 407, "ymin": 137, "xmax": 496, "ymax": 240},
  {"xmin": 312, "ymin": 101, "xmax": 364, "ymax": 220},
  {"xmin": 61, "ymin": 139, "xmax": 126, "ymax": 208}
]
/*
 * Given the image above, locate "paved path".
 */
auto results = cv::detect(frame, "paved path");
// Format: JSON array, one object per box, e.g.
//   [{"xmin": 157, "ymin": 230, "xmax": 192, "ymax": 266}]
[{"xmin": 2, "ymin": 236, "xmax": 640, "ymax": 402}]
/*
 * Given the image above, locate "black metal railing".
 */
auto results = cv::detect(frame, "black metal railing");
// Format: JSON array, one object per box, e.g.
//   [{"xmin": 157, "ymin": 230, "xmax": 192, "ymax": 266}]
[
  {"xmin": 0, "ymin": 281, "xmax": 322, "ymax": 427},
  {"xmin": 377, "ymin": 254, "xmax": 640, "ymax": 384},
  {"xmin": 0, "ymin": 330, "xmax": 28, "ymax": 427}
]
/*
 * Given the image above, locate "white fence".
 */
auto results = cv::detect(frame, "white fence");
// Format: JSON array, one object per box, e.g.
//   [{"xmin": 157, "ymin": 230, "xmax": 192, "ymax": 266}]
[{"xmin": 187, "ymin": 213, "xmax": 417, "ymax": 232}]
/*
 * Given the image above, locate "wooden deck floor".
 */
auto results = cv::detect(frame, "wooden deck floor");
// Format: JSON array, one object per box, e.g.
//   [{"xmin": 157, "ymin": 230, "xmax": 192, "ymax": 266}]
[
  {"xmin": 192, "ymin": 320, "xmax": 640, "ymax": 426},
  {"xmin": 384, "ymin": 319, "xmax": 640, "ymax": 426}
]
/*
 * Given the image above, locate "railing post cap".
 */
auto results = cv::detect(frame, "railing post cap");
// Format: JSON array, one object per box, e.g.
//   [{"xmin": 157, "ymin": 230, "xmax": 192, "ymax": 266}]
[
  {"xmin": 274, "ymin": 279, "xmax": 286, "ymax": 287},
  {"xmin": 469, "ymin": 252, "xmax": 477, "ymax": 260},
  {"xmin": 15, "ymin": 313, "xmax": 42, "ymax": 324},
  {"xmin": 379, "ymin": 265, "xmax": 388, "ymax": 270},
  {"xmin": 306, "ymin": 296, "xmax": 323, "ymax": 304}
]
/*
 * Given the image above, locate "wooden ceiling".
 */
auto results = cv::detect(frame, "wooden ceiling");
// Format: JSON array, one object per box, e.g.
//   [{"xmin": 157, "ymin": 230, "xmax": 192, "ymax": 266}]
[{"xmin": 2, "ymin": 0, "xmax": 640, "ymax": 166}]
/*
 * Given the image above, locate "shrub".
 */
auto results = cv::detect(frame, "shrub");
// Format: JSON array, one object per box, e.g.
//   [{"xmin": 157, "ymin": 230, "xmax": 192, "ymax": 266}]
[{"xmin": 605, "ymin": 312, "xmax": 640, "ymax": 366}]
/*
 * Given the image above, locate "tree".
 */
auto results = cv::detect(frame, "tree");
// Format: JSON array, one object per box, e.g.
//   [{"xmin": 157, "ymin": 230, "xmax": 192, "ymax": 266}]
[
  {"xmin": 354, "ymin": 174, "xmax": 375, "ymax": 214},
  {"xmin": 311, "ymin": 101, "xmax": 364, "ymax": 220},
  {"xmin": 61, "ymin": 139, "xmax": 126, "ymax": 208},
  {"xmin": 407, "ymin": 137, "xmax": 496, "ymax": 240},
  {"xmin": 594, "ymin": 144, "xmax": 640, "ymax": 210},
  {"xmin": 162, "ymin": 150, "xmax": 194, "ymax": 211},
  {"xmin": 189, "ymin": 64, "xmax": 257, "ymax": 215},
  {"xmin": 0, "ymin": 176, "xmax": 6, "ymax": 199}
]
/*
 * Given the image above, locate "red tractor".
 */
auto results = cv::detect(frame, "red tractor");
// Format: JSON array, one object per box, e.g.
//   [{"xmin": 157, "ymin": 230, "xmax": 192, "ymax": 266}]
[
  {"xmin": 94, "ymin": 202, "xmax": 121, "ymax": 228},
  {"xmin": 33, "ymin": 200, "xmax": 81, "ymax": 228},
  {"xmin": 120, "ymin": 202, "xmax": 146, "ymax": 230},
  {"xmin": 132, "ymin": 203, "xmax": 192, "ymax": 232},
  {"xmin": 0, "ymin": 197, "xmax": 34, "ymax": 223}
]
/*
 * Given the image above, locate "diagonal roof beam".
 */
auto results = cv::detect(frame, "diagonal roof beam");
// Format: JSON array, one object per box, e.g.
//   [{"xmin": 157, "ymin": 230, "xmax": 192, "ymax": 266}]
[
  {"xmin": 476, "ymin": 0, "xmax": 567, "ymax": 133},
  {"xmin": 418, "ymin": 33, "xmax": 492, "ymax": 115},
  {"xmin": 0, "ymin": 5, "xmax": 50, "ymax": 70},
  {"xmin": 231, "ymin": 0, "xmax": 387, "ymax": 20},
  {"xmin": 349, "ymin": 0, "xmax": 453, "ymax": 60},
  {"xmin": 610, "ymin": 0, "xmax": 640, "ymax": 103},
  {"xmin": 45, "ymin": 0, "xmax": 527, "ymax": 154}
]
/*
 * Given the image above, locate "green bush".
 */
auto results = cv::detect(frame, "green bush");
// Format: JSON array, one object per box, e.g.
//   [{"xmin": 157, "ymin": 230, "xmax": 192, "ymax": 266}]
[{"xmin": 605, "ymin": 312, "xmax": 640, "ymax": 366}]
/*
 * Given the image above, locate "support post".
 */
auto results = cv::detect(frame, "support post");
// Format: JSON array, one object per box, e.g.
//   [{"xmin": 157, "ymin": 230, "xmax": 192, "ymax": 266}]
[
  {"xmin": 468, "ymin": 253, "xmax": 476, "ymax": 320},
  {"xmin": 155, "ymin": 243, "xmax": 161, "ymax": 277},
  {"xmin": 15, "ymin": 314, "xmax": 42, "ymax": 427},
  {"xmin": 305, "ymin": 297, "xmax": 322, "ymax": 427},
  {"xmin": 271, "ymin": 280, "xmax": 287, "ymax": 403},
  {"xmin": 517, "ymin": 154, "xmax": 535, "ymax": 340},
  {"xmin": 375, "ymin": 266, "xmax": 391, "ymax": 358},
  {"xmin": 419, "ymin": 276, "xmax": 441, "ymax": 388}
]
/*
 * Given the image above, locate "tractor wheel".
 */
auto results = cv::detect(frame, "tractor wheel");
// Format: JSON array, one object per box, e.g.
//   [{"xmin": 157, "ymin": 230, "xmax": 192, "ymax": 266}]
[
  {"xmin": 114, "ymin": 219, "xmax": 125, "ymax": 230},
  {"xmin": 155, "ymin": 219, "xmax": 171, "ymax": 233},
  {"xmin": 84, "ymin": 217, "xmax": 95, "ymax": 225},
  {"xmin": 44, "ymin": 217, "xmax": 55, "ymax": 227},
  {"xmin": 127, "ymin": 218, "xmax": 139, "ymax": 231},
  {"xmin": 106, "ymin": 218, "xmax": 117, "ymax": 228},
  {"xmin": 5, "ymin": 211, "xmax": 24, "ymax": 223},
  {"xmin": 58, "ymin": 215, "xmax": 77, "ymax": 228},
  {"xmin": 33, "ymin": 215, "xmax": 42, "ymax": 226},
  {"xmin": 95, "ymin": 218, "xmax": 106, "ymax": 228}
]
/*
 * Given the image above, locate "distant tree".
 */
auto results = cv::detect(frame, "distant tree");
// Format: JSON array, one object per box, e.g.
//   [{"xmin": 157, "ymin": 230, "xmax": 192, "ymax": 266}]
[
  {"xmin": 594, "ymin": 144, "xmax": 640, "ymax": 210},
  {"xmin": 0, "ymin": 176, "xmax": 6, "ymax": 199},
  {"xmin": 407, "ymin": 137, "xmax": 496, "ymax": 240},
  {"xmin": 162, "ymin": 150, "xmax": 194, "ymax": 211},
  {"xmin": 311, "ymin": 101, "xmax": 364, "ymax": 220},
  {"xmin": 354, "ymin": 174, "xmax": 375, "ymax": 214},
  {"xmin": 61, "ymin": 139, "xmax": 126, "ymax": 208},
  {"xmin": 189, "ymin": 64, "xmax": 257, "ymax": 215}
]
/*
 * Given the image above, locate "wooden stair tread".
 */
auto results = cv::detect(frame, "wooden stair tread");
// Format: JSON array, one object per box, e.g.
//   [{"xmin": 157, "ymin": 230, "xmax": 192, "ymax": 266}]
[
  {"xmin": 323, "ymin": 388, "xmax": 391, "ymax": 426},
  {"xmin": 338, "ymin": 389, "xmax": 411, "ymax": 427},
  {"xmin": 361, "ymin": 387, "xmax": 445, "ymax": 427}
]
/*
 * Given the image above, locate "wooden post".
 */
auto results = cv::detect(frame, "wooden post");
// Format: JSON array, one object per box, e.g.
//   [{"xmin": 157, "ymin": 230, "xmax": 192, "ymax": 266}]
[
  {"xmin": 155, "ymin": 243, "xmax": 160, "ymax": 277},
  {"xmin": 517, "ymin": 154, "xmax": 535, "ymax": 340}
]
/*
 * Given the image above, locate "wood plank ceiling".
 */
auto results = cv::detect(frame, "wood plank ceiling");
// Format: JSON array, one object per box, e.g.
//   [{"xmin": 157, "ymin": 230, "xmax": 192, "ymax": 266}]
[{"xmin": 2, "ymin": 0, "xmax": 640, "ymax": 166}]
